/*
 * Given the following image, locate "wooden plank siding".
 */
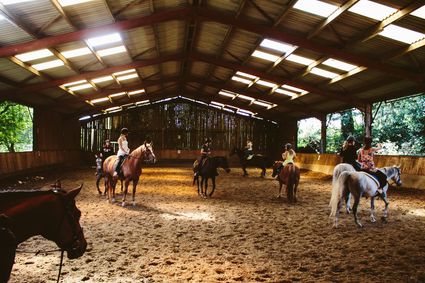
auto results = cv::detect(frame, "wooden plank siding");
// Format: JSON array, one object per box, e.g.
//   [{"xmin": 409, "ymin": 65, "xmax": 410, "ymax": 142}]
[{"xmin": 296, "ymin": 153, "xmax": 425, "ymax": 190}]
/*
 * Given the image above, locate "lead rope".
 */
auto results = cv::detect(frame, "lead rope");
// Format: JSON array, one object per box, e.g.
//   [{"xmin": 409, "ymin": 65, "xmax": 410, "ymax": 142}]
[{"xmin": 57, "ymin": 249, "xmax": 64, "ymax": 283}]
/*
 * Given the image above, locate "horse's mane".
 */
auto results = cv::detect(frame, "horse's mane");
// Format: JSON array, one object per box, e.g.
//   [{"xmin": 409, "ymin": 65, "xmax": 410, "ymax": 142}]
[
  {"xmin": 0, "ymin": 187, "xmax": 64, "ymax": 196},
  {"xmin": 130, "ymin": 144, "xmax": 151, "ymax": 157}
]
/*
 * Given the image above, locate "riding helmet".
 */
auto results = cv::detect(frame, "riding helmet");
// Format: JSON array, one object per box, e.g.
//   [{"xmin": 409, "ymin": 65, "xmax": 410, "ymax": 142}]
[
  {"xmin": 121, "ymin": 128, "xmax": 129, "ymax": 134},
  {"xmin": 285, "ymin": 143, "xmax": 292, "ymax": 149},
  {"xmin": 346, "ymin": 135, "xmax": 355, "ymax": 142}
]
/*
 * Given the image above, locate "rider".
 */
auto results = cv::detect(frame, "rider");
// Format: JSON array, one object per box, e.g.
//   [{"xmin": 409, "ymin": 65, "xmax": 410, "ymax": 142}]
[
  {"xmin": 244, "ymin": 140, "xmax": 254, "ymax": 160},
  {"xmin": 339, "ymin": 135, "xmax": 361, "ymax": 171},
  {"xmin": 358, "ymin": 136, "xmax": 387, "ymax": 193},
  {"xmin": 195, "ymin": 138, "xmax": 212, "ymax": 176},
  {"xmin": 114, "ymin": 128, "xmax": 130, "ymax": 177},
  {"xmin": 276, "ymin": 143, "xmax": 296, "ymax": 176}
]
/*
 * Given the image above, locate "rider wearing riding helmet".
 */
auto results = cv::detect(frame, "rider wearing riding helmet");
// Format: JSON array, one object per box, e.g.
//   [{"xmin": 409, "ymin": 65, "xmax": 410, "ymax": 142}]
[
  {"xmin": 358, "ymin": 136, "xmax": 387, "ymax": 193},
  {"xmin": 195, "ymin": 138, "xmax": 212, "ymax": 176},
  {"xmin": 114, "ymin": 128, "xmax": 130, "ymax": 177},
  {"xmin": 339, "ymin": 135, "xmax": 361, "ymax": 171},
  {"xmin": 244, "ymin": 140, "xmax": 254, "ymax": 160},
  {"xmin": 276, "ymin": 143, "xmax": 296, "ymax": 177}
]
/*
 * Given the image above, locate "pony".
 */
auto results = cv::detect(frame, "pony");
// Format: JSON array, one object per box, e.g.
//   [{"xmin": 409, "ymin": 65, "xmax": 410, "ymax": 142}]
[
  {"xmin": 0, "ymin": 184, "xmax": 87, "ymax": 283},
  {"xmin": 103, "ymin": 142, "xmax": 156, "ymax": 206},
  {"xmin": 331, "ymin": 163, "xmax": 357, "ymax": 213},
  {"xmin": 272, "ymin": 161, "xmax": 300, "ymax": 203},
  {"xmin": 193, "ymin": 156, "xmax": 231, "ymax": 198},
  {"xmin": 329, "ymin": 166, "xmax": 402, "ymax": 228},
  {"xmin": 230, "ymin": 147, "xmax": 273, "ymax": 177}
]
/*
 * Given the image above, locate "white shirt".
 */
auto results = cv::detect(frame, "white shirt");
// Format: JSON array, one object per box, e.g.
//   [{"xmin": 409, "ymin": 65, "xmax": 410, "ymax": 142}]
[{"xmin": 117, "ymin": 139, "xmax": 130, "ymax": 156}]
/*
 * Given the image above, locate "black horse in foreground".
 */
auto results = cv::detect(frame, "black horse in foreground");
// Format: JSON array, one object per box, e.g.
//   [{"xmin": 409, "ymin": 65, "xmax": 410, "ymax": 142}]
[
  {"xmin": 230, "ymin": 148, "xmax": 274, "ymax": 177},
  {"xmin": 193, "ymin": 156, "xmax": 231, "ymax": 198}
]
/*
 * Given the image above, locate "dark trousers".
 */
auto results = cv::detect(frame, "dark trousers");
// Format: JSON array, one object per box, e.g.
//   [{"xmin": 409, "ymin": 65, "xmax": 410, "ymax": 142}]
[
  {"xmin": 363, "ymin": 168, "xmax": 387, "ymax": 188},
  {"xmin": 115, "ymin": 155, "xmax": 127, "ymax": 174}
]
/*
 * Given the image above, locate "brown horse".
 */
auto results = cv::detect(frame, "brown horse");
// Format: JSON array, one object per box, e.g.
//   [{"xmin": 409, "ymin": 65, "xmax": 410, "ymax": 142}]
[
  {"xmin": 0, "ymin": 184, "xmax": 87, "ymax": 283},
  {"xmin": 193, "ymin": 156, "xmax": 231, "ymax": 198},
  {"xmin": 103, "ymin": 143, "xmax": 156, "ymax": 206},
  {"xmin": 272, "ymin": 161, "xmax": 300, "ymax": 203}
]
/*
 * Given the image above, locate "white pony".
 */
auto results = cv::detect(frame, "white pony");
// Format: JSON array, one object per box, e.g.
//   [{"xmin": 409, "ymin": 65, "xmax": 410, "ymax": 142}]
[
  {"xmin": 331, "ymin": 163, "xmax": 356, "ymax": 213},
  {"xmin": 329, "ymin": 165, "xmax": 402, "ymax": 228}
]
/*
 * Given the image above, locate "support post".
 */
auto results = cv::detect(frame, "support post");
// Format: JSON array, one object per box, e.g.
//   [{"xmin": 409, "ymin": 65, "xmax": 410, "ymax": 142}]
[
  {"xmin": 364, "ymin": 103, "xmax": 372, "ymax": 137},
  {"xmin": 320, "ymin": 115, "xmax": 327, "ymax": 154}
]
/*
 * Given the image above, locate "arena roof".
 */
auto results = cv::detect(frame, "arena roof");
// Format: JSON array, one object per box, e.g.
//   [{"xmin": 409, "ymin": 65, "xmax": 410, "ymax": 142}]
[{"xmin": 0, "ymin": 0, "xmax": 424, "ymax": 121}]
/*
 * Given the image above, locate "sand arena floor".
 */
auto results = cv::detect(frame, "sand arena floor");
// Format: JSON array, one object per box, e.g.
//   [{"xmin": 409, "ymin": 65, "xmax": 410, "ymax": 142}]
[{"xmin": 5, "ymin": 165, "xmax": 425, "ymax": 283}]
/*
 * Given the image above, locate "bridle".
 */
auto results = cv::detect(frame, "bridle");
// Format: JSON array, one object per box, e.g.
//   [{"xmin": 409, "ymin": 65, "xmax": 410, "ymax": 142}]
[{"xmin": 15, "ymin": 188, "xmax": 84, "ymax": 283}]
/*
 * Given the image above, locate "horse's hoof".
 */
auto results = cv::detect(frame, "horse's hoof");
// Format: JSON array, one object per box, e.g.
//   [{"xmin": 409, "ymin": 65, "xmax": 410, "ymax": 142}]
[
  {"xmin": 132, "ymin": 201, "xmax": 136, "ymax": 206},
  {"xmin": 370, "ymin": 216, "xmax": 376, "ymax": 223},
  {"xmin": 111, "ymin": 198, "xmax": 115, "ymax": 203},
  {"xmin": 276, "ymin": 195, "xmax": 281, "ymax": 198},
  {"xmin": 122, "ymin": 202, "xmax": 126, "ymax": 207},
  {"xmin": 356, "ymin": 223, "xmax": 363, "ymax": 228},
  {"xmin": 381, "ymin": 216, "xmax": 388, "ymax": 223}
]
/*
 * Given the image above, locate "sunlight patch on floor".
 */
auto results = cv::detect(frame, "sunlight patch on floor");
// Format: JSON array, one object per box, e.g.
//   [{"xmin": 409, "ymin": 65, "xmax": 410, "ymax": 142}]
[
  {"xmin": 409, "ymin": 208, "xmax": 425, "ymax": 217},
  {"xmin": 160, "ymin": 211, "xmax": 215, "ymax": 221}
]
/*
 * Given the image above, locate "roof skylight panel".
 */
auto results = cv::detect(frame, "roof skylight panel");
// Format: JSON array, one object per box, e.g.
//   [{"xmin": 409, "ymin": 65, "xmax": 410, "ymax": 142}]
[
  {"xmin": 251, "ymin": 50, "xmax": 280, "ymax": 62},
  {"xmin": 0, "ymin": 0, "xmax": 35, "ymax": 5},
  {"xmin": 58, "ymin": 0, "xmax": 93, "ymax": 6},
  {"xmin": 252, "ymin": 100, "xmax": 276, "ymax": 109},
  {"xmin": 116, "ymin": 73, "xmax": 139, "ymax": 81},
  {"xmin": 211, "ymin": 101, "xmax": 225, "ymax": 107},
  {"xmin": 281, "ymin": 84, "xmax": 306, "ymax": 94},
  {"xmin": 113, "ymin": 69, "xmax": 136, "ymax": 76},
  {"xmin": 293, "ymin": 0, "xmax": 339, "ymax": 18},
  {"xmin": 97, "ymin": 45, "xmax": 127, "ymax": 57},
  {"xmin": 237, "ymin": 94, "xmax": 255, "ymax": 102},
  {"xmin": 235, "ymin": 71, "xmax": 258, "ymax": 80},
  {"xmin": 378, "ymin": 25, "xmax": 425, "ymax": 44},
  {"xmin": 310, "ymin": 67, "xmax": 339, "ymax": 78},
  {"xmin": 260, "ymin": 39, "xmax": 296, "ymax": 54},
  {"xmin": 91, "ymin": 97, "xmax": 110, "ymax": 104},
  {"xmin": 322, "ymin": 58, "xmax": 357, "ymax": 72},
  {"xmin": 256, "ymin": 80, "xmax": 277, "ymax": 88},
  {"xmin": 86, "ymin": 33, "xmax": 122, "ymax": 48},
  {"xmin": 285, "ymin": 54, "xmax": 314, "ymax": 65},
  {"xmin": 135, "ymin": 100, "xmax": 149, "ymax": 105},
  {"xmin": 15, "ymin": 49, "xmax": 53, "ymax": 62},
  {"xmin": 231, "ymin": 76, "xmax": 252, "ymax": 85},
  {"xmin": 105, "ymin": 106, "xmax": 120, "ymax": 112},
  {"xmin": 274, "ymin": 88, "xmax": 297, "ymax": 97},
  {"xmin": 32, "ymin": 59, "xmax": 64, "ymax": 71},
  {"xmin": 411, "ymin": 5, "xmax": 425, "ymax": 19},
  {"xmin": 61, "ymin": 47, "xmax": 92, "ymax": 59},
  {"xmin": 62, "ymin": 80, "xmax": 87, "ymax": 87},
  {"xmin": 128, "ymin": 89, "xmax": 145, "ymax": 95},
  {"xmin": 348, "ymin": 0, "xmax": 397, "ymax": 21},
  {"xmin": 91, "ymin": 76, "xmax": 113, "ymax": 83},
  {"xmin": 219, "ymin": 90, "xmax": 236, "ymax": 98},
  {"xmin": 68, "ymin": 83, "xmax": 93, "ymax": 91},
  {"xmin": 109, "ymin": 92, "xmax": 126, "ymax": 98}
]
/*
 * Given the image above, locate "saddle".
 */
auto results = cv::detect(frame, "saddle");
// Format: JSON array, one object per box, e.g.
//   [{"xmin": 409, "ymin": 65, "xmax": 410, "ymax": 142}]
[{"xmin": 358, "ymin": 172, "xmax": 380, "ymax": 187}]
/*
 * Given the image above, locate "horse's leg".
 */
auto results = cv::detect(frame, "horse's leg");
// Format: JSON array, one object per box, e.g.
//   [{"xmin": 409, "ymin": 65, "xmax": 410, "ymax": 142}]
[
  {"xmin": 370, "ymin": 197, "xmax": 376, "ymax": 223},
  {"xmin": 196, "ymin": 176, "xmax": 201, "ymax": 196},
  {"xmin": 121, "ymin": 178, "xmax": 130, "ymax": 207},
  {"xmin": 204, "ymin": 177, "xmax": 209, "ymax": 198},
  {"xmin": 277, "ymin": 181, "xmax": 283, "ymax": 198},
  {"xmin": 345, "ymin": 192, "xmax": 351, "ymax": 214},
  {"xmin": 209, "ymin": 176, "xmax": 216, "ymax": 197},
  {"xmin": 352, "ymin": 195, "xmax": 363, "ymax": 228},
  {"xmin": 96, "ymin": 173, "xmax": 102, "ymax": 195},
  {"xmin": 381, "ymin": 192, "xmax": 390, "ymax": 219},
  {"xmin": 243, "ymin": 166, "xmax": 248, "ymax": 177},
  {"xmin": 293, "ymin": 177, "xmax": 299, "ymax": 203},
  {"xmin": 131, "ymin": 179, "xmax": 138, "ymax": 206},
  {"xmin": 261, "ymin": 167, "xmax": 266, "ymax": 178}
]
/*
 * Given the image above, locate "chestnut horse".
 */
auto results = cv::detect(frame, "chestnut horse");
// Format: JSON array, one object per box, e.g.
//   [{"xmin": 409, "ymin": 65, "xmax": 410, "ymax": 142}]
[
  {"xmin": 103, "ymin": 143, "xmax": 156, "ymax": 206},
  {"xmin": 0, "ymin": 185, "xmax": 87, "ymax": 283},
  {"xmin": 272, "ymin": 161, "xmax": 300, "ymax": 203}
]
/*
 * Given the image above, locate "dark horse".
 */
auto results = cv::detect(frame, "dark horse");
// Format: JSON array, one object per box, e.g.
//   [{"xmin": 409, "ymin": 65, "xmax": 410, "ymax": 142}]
[
  {"xmin": 103, "ymin": 143, "xmax": 156, "ymax": 206},
  {"xmin": 230, "ymin": 148, "xmax": 273, "ymax": 177},
  {"xmin": 272, "ymin": 161, "xmax": 300, "ymax": 203},
  {"xmin": 0, "ymin": 185, "xmax": 87, "ymax": 283},
  {"xmin": 193, "ymin": 156, "xmax": 231, "ymax": 198}
]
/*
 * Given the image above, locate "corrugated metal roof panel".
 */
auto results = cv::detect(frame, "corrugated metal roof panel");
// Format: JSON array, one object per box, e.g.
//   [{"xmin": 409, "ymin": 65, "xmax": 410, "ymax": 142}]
[
  {"xmin": 0, "ymin": 20, "xmax": 34, "ymax": 45},
  {"xmin": 125, "ymin": 27, "xmax": 157, "ymax": 59},
  {"xmin": 160, "ymin": 62, "xmax": 179, "ymax": 77},
  {"xmin": 63, "ymin": 0, "xmax": 114, "ymax": 28},
  {"xmin": 196, "ymin": 22, "xmax": 229, "ymax": 56},
  {"xmin": 156, "ymin": 21, "xmax": 185, "ymax": 54}
]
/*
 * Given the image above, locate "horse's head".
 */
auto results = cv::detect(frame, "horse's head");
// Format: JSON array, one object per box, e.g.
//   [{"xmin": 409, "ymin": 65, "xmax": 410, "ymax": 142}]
[
  {"xmin": 51, "ymin": 186, "xmax": 87, "ymax": 259},
  {"xmin": 272, "ymin": 161, "xmax": 282, "ymax": 177},
  {"xmin": 142, "ymin": 142, "xmax": 156, "ymax": 164},
  {"xmin": 391, "ymin": 165, "xmax": 402, "ymax": 186},
  {"xmin": 219, "ymin": 157, "xmax": 231, "ymax": 173}
]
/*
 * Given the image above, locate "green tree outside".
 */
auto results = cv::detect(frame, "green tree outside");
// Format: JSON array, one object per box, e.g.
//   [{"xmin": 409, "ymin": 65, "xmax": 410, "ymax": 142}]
[{"xmin": 0, "ymin": 101, "xmax": 33, "ymax": 152}]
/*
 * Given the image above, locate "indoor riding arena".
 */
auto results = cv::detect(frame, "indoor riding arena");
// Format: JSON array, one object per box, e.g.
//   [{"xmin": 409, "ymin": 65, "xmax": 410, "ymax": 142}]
[{"xmin": 0, "ymin": 1, "xmax": 424, "ymax": 283}]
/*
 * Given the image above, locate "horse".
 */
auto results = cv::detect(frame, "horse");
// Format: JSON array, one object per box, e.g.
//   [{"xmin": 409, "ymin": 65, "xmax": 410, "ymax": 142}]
[
  {"xmin": 331, "ymin": 163, "xmax": 357, "ymax": 213},
  {"xmin": 230, "ymin": 148, "xmax": 273, "ymax": 177},
  {"xmin": 329, "ymin": 166, "xmax": 402, "ymax": 228},
  {"xmin": 272, "ymin": 161, "xmax": 300, "ymax": 203},
  {"xmin": 103, "ymin": 142, "xmax": 156, "ymax": 207},
  {"xmin": 0, "ymin": 184, "xmax": 87, "ymax": 283},
  {"xmin": 193, "ymin": 156, "xmax": 231, "ymax": 198},
  {"xmin": 96, "ymin": 173, "xmax": 122, "ymax": 195}
]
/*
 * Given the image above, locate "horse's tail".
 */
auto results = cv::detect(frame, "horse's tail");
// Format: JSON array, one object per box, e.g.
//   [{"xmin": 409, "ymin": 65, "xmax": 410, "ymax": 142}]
[
  {"xmin": 329, "ymin": 171, "xmax": 350, "ymax": 217},
  {"xmin": 286, "ymin": 165, "xmax": 295, "ymax": 200}
]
